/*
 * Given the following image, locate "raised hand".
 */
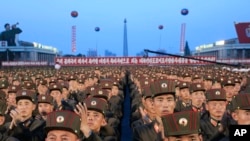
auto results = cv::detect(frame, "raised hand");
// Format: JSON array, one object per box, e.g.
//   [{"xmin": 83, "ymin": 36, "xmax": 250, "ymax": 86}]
[{"xmin": 74, "ymin": 102, "xmax": 92, "ymax": 138}]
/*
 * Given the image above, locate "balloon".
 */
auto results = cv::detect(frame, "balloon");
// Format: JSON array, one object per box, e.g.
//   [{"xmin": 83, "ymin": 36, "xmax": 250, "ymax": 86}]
[
  {"xmin": 95, "ymin": 27, "xmax": 100, "ymax": 32},
  {"xmin": 158, "ymin": 25, "xmax": 164, "ymax": 30},
  {"xmin": 181, "ymin": 8, "xmax": 189, "ymax": 16},
  {"xmin": 55, "ymin": 63, "xmax": 61, "ymax": 70},
  {"xmin": 71, "ymin": 11, "xmax": 78, "ymax": 18}
]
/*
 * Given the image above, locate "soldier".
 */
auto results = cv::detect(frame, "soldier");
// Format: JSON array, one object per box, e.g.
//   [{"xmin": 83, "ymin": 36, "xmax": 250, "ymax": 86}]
[
  {"xmin": 184, "ymin": 82, "xmax": 206, "ymax": 116},
  {"xmin": 37, "ymin": 79, "xmax": 49, "ymax": 95},
  {"xmin": 231, "ymin": 94, "xmax": 250, "ymax": 125},
  {"xmin": 133, "ymin": 79, "xmax": 177, "ymax": 141},
  {"xmin": 2, "ymin": 89, "xmax": 46, "ymax": 141},
  {"xmin": 49, "ymin": 83, "xmax": 64, "ymax": 111},
  {"xmin": 44, "ymin": 110, "xmax": 82, "ymax": 141},
  {"xmin": 162, "ymin": 111, "xmax": 203, "ymax": 141},
  {"xmin": 200, "ymin": 88, "xmax": 228, "ymax": 141},
  {"xmin": 74, "ymin": 97, "xmax": 118, "ymax": 140},
  {"xmin": 175, "ymin": 81, "xmax": 191, "ymax": 112},
  {"xmin": 36, "ymin": 95, "xmax": 54, "ymax": 120},
  {"xmin": 203, "ymin": 74, "xmax": 213, "ymax": 90},
  {"xmin": 210, "ymin": 94, "xmax": 250, "ymax": 140}
]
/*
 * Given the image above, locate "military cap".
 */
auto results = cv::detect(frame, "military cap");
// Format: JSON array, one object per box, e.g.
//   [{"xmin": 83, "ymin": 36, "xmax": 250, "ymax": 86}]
[
  {"xmin": 141, "ymin": 86, "xmax": 152, "ymax": 99},
  {"xmin": 67, "ymin": 74, "xmax": 77, "ymax": 81},
  {"xmin": 192, "ymin": 74, "xmax": 201, "ymax": 80},
  {"xmin": 0, "ymin": 90, "xmax": 6, "ymax": 101},
  {"xmin": 85, "ymin": 85, "xmax": 98, "ymax": 95},
  {"xmin": 222, "ymin": 78, "xmax": 235, "ymax": 87},
  {"xmin": 213, "ymin": 76, "xmax": 224, "ymax": 83},
  {"xmin": 57, "ymin": 75, "xmax": 65, "ymax": 81},
  {"xmin": 99, "ymin": 79, "xmax": 113, "ymax": 90},
  {"xmin": 77, "ymin": 78, "xmax": 86, "ymax": 84},
  {"xmin": 190, "ymin": 83, "xmax": 205, "ymax": 93},
  {"xmin": 150, "ymin": 79, "xmax": 176, "ymax": 98},
  {"xmin": 48, "ymin": 83, "xmax": 62, "ymax": 92},
  {"xmin": 162, "ymin": 111, "xmax": 200, "ymax": 136},
  {"xmin": 16, "ymin": 89, "xmax": 36, "ymax": 103},
  {"xmin": 23, "ymin": 82, "xmax": 36, "ymax": 90},
  {"xmin": 203, "ymin": 74, "xmax": 213, "ymax": 80},
  {"xmin": 39, "ymin": 79, "xmax": 47, "ymax": 85},
  {"xmin": 182, "ymin": 72, "xmax": 191, "ymax": 78},
  {"xmin": 37, "ymin": 95, "xmax": 54, "ymax": 104},
  {"xmin": 205, "ymin": 88, "xmax": 226, "ymax": 101},
  {"xmin": 234, "ymin": 78, "xmax": 241, "ymax": 84},
  {"xmin": 60, "ymin": 81, "xmax": 69, "ymax": 90},
  {"xmin": 84, "ymin": 97, "xmax": 107, "ymax": 116},
  {"xmin": 231, "ymin": 94, "xmax": 250, "ymax": 111},
  {"xmin": 0, "ymin": 79, "xmax": 9, "ymax": 89},
  {"xmin": 8, "ymin": 85, "xmax": 21, "ymax": 93},
  {"xmin": 178, "ymin": 81, "xmax": 190, "ymax": 89},
  {"xmin": 45, "ymin": 110, "xmax": 81, "ymax": 137},
  {"xmin": 22, "ymin": 75, "xmax": 32, "ymax": 82},
  {"xmin": 49, "ymin": 79, "xmax": 58, "ymax": 84},
  {"xmin": 91, "ymin": 88, "xmax": 109, "ymax": 101}
]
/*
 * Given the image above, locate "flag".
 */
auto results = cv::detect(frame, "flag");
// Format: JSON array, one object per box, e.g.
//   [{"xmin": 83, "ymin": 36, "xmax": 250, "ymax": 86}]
[{"xmin": 234, "ymin": 22, "xmax": 250, "ymax": 43}]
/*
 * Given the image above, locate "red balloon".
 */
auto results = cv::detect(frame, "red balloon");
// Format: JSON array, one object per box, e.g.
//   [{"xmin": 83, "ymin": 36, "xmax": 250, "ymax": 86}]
[
  {"xmin": 181, "ymin": 8, "xmax": 189, "ymax": 16},
  {"xmin": 71, "ymin": 11, "xmax": 78, "ymax": 18},
  {"xmin": 158, "ymin": 25, "xmax": 164, "ymax": 30}
]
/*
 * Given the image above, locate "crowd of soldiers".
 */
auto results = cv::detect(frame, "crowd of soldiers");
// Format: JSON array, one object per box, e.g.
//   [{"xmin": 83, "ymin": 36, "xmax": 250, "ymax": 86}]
[{"xmin": 0, "ymin": 65, "xmax": 249, "ymax": 141}]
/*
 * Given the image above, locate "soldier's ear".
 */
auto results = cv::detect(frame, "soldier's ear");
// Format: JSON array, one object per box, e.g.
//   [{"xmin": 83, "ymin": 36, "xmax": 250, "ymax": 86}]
[
  {"xmin": 32, "ymin": 103, "xmax": 36, "ymax": 111},
  {"xmin": 231, "ymin": 111, "xmax": 239, "ymax": 121}
]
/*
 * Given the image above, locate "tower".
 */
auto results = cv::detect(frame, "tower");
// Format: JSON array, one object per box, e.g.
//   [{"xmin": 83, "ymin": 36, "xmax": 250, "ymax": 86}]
[
  {"xmin": 123, "ymin": 19, "xmax": 128, "ymax": 56},
  {"xmin": 180, "ymin": 23, "xmax": 186, "ymax": 55}
]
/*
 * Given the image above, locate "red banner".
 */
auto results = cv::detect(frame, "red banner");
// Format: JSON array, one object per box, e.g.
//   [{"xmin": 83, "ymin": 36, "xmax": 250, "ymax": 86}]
[
  {"xmin": 234, "ymin": 22, "xmax": 250, "ymax": 43},
  {"xmin": 55, "ymin": 56, "xmax": 216, "ymax": 66},
  {"xmin": 1, "ymin": 61, "xmax": 48, "ymax": 66}
]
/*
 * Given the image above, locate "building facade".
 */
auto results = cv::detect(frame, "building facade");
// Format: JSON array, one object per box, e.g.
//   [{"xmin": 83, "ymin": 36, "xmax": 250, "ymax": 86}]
[{"xmin": 193, "ymin": 38, "xmax": 250, "ymax": 59}]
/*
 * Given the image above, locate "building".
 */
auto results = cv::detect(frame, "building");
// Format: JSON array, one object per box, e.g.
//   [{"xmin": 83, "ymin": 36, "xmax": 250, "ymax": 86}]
[
  {"xmin": 193, "ymin": 22, "xmax": 250, "ymax": 60},
  {"xmin": 87, "ymin": 48, "xmax": 98, "ymax": 57},
  {"xmin": 104, "ymin": 50, "xmax": 116, "ymax": 57},
  {"xmin": 193, "ymin": 38, "xmax": 250, "ymax": 59},
  {"xmin": 0, "ymin": 40, "xmax": 59, "ymax": 63}
]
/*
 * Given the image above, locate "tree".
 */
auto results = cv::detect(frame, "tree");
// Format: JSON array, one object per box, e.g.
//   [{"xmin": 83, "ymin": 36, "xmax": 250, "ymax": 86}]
[{"xmin": 184, "ymin": 41, "xmax": 191, "ymax": 56}]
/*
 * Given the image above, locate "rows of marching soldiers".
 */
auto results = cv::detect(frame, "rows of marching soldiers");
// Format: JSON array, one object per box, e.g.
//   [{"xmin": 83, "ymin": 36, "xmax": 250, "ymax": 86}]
[
  {"xmin": 0, "ymin": 66, "xmax": 127, "ymax": 141},
  {"xmin": 128, "ymin": 66, "xmax": 250, "ymax": 141},
  {"xmin": 0, "ymin": 65, "xmax": 250, "ymax": 141}
]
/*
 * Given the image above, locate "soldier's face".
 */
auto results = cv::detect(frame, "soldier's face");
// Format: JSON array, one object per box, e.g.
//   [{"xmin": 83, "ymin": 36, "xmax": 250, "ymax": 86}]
[
  {"xmin": 168, "ymin": 134, "xmax": 203, "ymax": 141},
  {"xmin": 46, "ymin": 130, "xmax": 79, "ymax": 141},
  {"xmin": 38, "ymin": 103, "xmax": 53, "ymax": 116},
  {"xmin": 204, "ymin": 80, "xmax": 212, "ymax": 90},
  {"xmin": 153, "ymin": 94, "xmax": 176, "ymax": 116},
  {"xmin": 190, "ymin": 91, "xmax": 205, "ymax": 107},
  {"xmin": 206, "ymin": 101, "xmax": 227, "ymax": 119},
  {"xmin": 211, "ymin": 83, "xmax": 221, "ymax": 89},
  {"xmin": 87, "ymin": 110, "xmax": 106, "ymax": 132},
  {"xmin": 232, "ymin": 109, "xmax": 250, "ymax": 125},
  {"xmin": 234, "ymin": 83, "xmax": 241, "ymax": 95},
  {"xmin": 38, "ymin": 85, "xmax": 48, "ymax": 95},
  {"xmin": 50, "ymin": 90, "xmax": 62, "ymax": 102},
  {"xmin": 143, "ymin": 98, "xmax": 155, "ymax": 115},
  {"xmin": 179, "ymin": 88, "xmax": 190, "ymax": 101},
  {"xmin": 223, "ymin": 85, "xmax": 235, "ymax": 100},
  {"xmin": 17, "ymin": 99, "xmax": 36, "ymax": 119},
  {"xmin": 111, "ymin": 86, "xmax": 119, "ymax": 96},
  {"xmin": 0, "ymin": 116, "xmax": 5, "ymax": 126}
]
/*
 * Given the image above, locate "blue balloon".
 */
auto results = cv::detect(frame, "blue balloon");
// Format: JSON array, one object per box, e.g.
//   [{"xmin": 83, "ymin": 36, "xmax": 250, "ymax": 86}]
[
  {"xmin": 181, "ymin": 8, "xmax": 189, "ymax": 16},
  {"xmin": 95, "ymin": 27, "xmax": 100, "ymax": 32}
]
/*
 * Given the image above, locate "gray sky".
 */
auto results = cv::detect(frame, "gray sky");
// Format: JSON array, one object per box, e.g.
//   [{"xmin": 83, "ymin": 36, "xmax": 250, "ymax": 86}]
[{"xmin": 1, "ymin": 0, "xmax": 249, "ymax": 56}]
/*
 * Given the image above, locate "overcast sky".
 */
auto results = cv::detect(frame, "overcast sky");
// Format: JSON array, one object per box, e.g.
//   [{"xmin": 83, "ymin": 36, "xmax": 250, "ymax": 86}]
[{"xmin": 1, "ymin": 0, "xmax": 249, "ymax": 56}]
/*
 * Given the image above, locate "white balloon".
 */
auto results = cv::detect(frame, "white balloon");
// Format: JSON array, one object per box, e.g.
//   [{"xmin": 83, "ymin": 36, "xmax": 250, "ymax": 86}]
[{"xmin": 55, "ymin": 64, "xmax": 61, "ymax": 70}]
